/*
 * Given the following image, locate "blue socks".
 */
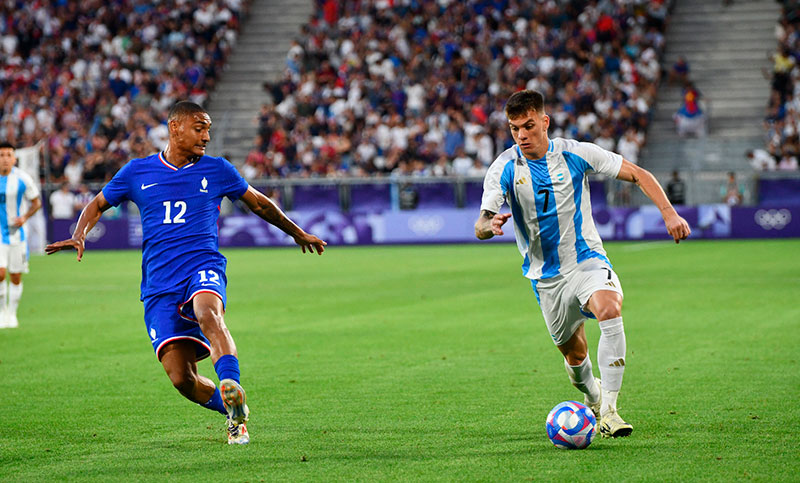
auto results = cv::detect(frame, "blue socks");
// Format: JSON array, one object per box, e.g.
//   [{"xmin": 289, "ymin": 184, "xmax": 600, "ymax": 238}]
[
  {"xmin": 199, "ymin": 355, "xmax": 241, "ymax": 415},
  {"xmin": 201, "ymin": 387, "xmax": 227, "ymax": 416},
  {"xmin": 214, "ymin": 354, "xmax": 241, "ymax": 384}
]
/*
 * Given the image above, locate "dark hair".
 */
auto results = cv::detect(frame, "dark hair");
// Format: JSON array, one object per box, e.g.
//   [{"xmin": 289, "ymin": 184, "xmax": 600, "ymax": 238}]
[
  {"xmin": 168, "ymin": 101, "xmax": 207, "ymax": 122},
  {"xmin": 505, "ymin": 90, "xmax": 546, "ymax": 118},
  {"xmin": 0, "ymin": 141, "xmax": 15, "ymax": 150}
]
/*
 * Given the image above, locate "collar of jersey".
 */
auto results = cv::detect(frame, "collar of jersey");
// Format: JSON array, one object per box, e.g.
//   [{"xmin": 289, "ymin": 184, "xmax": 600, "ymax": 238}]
[
  {"xmin": 159, "ymin": 151, "xmax": 196, "ymax": 171},
  {"xmin": 515, "ymin": 141, "xmax": 552, "ymax": 163}
]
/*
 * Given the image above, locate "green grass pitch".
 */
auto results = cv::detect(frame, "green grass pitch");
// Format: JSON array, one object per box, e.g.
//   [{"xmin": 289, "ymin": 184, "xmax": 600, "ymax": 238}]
[{"xmin": 1, "ymin": 239, "xmax": 798, "ymax": 481}]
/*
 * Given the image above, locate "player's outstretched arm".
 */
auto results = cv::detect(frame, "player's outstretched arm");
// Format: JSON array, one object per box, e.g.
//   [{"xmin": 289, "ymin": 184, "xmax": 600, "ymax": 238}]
[
  {"xmin": 475, "ymin": 210, "xmax": 512, "ymax": 240},
  {"xmin": 617, "ymin": 160, "xmax": 691, "ymax": 243},
  {"xmin": 240, "ymin": 186, "xmax": 327, "ymax": 255},
  {"xmin": 45, "ymin": 192, "xmax": 112, "ymax": 261}
]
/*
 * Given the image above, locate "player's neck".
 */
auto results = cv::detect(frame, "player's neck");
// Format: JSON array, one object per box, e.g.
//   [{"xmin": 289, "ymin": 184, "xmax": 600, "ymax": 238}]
[{"xmin": 162, "ymin": 146, "xmax": 199, "ymax": 168}]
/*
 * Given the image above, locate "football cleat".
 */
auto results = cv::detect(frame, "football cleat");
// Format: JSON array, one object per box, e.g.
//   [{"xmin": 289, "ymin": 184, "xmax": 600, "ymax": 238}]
[
  {"xmin": 584, "ymin": 379, "xmax": 602, "ymax": 419},
  {"xmin": 220, "ymin": 379, "xmax": 249, "ymax": 424},
  {"xmin": 226, "ymin": 418, "xmax": 250, "ymax": 445},
  {"xmin": 0, "ymin": 309, "xmax": 9, "ymax": 329},
  {"xmin": 598, "ymin": 410, "xmax": 633, "ymax": 438},
  {"xmin": 6, "ymin": 313, "xmax": 18, "ymax": 329}
]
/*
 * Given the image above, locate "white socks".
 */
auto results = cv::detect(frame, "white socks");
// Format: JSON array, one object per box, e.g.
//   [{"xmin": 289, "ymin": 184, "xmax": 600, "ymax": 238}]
[
  {"xmin": 0, "ymin": 281, "xmax": 6, "ymax": 312},
  {"xmin": 8, "ymin": 282, "xmax": 22, "ymax": 315},
  {"xmin": 598, "ymin": 316, "xmax": 626, "ymax": 415},
  {"xmin": 565, "ymin": 356, "xmax": 601, "ymax": 404}
]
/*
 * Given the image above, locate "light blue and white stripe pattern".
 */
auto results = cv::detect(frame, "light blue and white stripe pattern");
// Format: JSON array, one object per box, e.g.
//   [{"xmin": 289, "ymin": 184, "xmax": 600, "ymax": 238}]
[
  {"xmin": 480, "ymin": 137, "xmax": 622, "ymax": 281},
  {"xmin": 0, "ymin": 167, "xmax": 39, "ymax": 245}
]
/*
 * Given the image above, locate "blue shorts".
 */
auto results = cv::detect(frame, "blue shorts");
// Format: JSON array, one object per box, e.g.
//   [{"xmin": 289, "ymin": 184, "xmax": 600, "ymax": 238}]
[{"xmin": 143, "ymin": 268, "xmax": 228, "ymax": 361}]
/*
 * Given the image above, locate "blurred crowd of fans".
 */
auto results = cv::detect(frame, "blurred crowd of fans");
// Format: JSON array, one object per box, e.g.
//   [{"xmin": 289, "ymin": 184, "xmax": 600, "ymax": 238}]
[
  {"xmin": 245, "ymin": 0, "xmax": 672, "ymax": 179},
  {"xmin": 0, "ymin": 0, "xmax": 248, "ymax": 189},
  {"xmin": 756, "ymin": 1, "xmax": 800, "ymax": 171}
]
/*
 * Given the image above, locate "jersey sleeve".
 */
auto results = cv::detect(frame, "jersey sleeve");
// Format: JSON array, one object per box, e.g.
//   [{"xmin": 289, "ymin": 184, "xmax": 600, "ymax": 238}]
[
  {"xmin": 18, "ymin": 171, "xmax": 40, "ymax": 200},
  {"xmin": 572, "ymin": 141, "xmax": 623, "ymax": 178},
  {"xmin": 480, "ymin": 156, "xmax": 511, "ymax": 214},
  {"xmin": 102, "ymin": 162, "xmax": 133, "ymax": 207},
  {"xmin": 220, "ymin": 158, "xmax": 249, "ymax": 200}
]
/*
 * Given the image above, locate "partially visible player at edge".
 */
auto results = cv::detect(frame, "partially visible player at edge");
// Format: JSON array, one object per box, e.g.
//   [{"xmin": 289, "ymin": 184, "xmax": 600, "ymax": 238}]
[
  {"xmin": 46, "ymin": 101, "xmax": 327, "ymax": 445},
  {"xmin": 475, "ymin": 90, "xmax": 690, "ymax": 438},
  {"xmin": 0, "ymin": 142, "xmax": 42, "ymax": 329}
]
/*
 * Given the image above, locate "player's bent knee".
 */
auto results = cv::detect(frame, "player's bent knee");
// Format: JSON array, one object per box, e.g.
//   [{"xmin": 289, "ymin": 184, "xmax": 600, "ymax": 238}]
[
  {"xmin": 564, "ymin": 351, "xmax": 587, "ymax": 366},
  {"xmin": 594, "ymin": 304, "xmax": 621, "ymax": 321}
]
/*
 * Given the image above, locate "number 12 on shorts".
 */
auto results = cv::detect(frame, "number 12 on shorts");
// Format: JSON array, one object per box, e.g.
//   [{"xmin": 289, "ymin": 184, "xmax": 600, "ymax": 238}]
[{"xmin": 198, "ymin": 269, "xmax": 220, "ymax": 285}]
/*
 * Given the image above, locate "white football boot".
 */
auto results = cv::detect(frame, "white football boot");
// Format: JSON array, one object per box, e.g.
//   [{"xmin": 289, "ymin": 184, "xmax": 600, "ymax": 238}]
[{"xmin": 598, "ymin": 410, "xmax": 633, "ymax": 438}]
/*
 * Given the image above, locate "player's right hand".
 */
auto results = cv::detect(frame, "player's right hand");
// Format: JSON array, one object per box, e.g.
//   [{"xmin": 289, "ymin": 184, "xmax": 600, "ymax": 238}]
[
  {"xmin": 45, "ymin": 238, "xmax": 85, "ymax": 261},
  {"xmin": 491, "ymin": 213, "xmax": 512, "ymax": 236}
]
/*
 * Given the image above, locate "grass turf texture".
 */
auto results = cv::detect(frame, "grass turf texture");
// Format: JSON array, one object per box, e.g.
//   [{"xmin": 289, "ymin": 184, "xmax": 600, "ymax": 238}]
[{"xmin": 1, "ymin": 239, "xmax": 798, "ymax": 481}]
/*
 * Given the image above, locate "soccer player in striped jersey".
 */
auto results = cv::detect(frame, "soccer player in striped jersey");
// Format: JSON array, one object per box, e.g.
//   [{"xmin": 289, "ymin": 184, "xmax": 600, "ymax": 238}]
[
  {"xmin": 46, "ymin": 102, "xmax": 327, "ymax": 444},
  {"xmin": 0, "ymin": 142, "xmax": 42, "ymax": 329},
  {"xmin": 475, "ymin": 90, "xmax": 690, "ymax": 438}
]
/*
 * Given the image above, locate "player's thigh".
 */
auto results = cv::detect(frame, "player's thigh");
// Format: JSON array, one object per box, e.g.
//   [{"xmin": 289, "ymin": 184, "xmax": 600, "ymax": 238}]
[
  {"xmin": 573, "ymin": 259, "xmax": 624, "ymax": 319},
  {"xmin": 0, "ymin": 244, "xmax": 9, "ymax": 275},
  {"xmin": 536, "ymin": 276, "xmax": 587, "ymax": 347},
  {"xmin": 180, "ymin": 267, "xmax": 228, "ymax": 323},
  {"xmin": 144, "ymin": 291, "xmax": 212, "ymax": 362},
  {"xmin": 6, "ymin": 243, "xmax": 28, "ymax": 274}
]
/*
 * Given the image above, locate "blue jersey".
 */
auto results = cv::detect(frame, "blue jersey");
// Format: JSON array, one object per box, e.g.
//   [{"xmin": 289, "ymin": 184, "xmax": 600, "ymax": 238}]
[
  {"xmin": 481, "ymin": 138, "xmax": 622, "ymax": 281},
  {"xmin": 103, "ymin": 152, "xmax": 249, "ymax": 299}
]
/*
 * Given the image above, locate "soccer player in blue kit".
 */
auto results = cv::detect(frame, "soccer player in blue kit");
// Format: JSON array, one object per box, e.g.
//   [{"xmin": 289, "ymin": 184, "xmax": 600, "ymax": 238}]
[
  {"xmin": 475, "ymin": 91, "xmax": 691, "ymax": 438},
  {"xmin": 46, "ymin": 102, "xmax": 327, "ymax": 444}
]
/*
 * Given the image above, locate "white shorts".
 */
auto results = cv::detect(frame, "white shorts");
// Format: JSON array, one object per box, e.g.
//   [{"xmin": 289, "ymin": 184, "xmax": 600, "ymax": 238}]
[
  {"xmin": 533, "ymin": 258, "xmax": 623, "ymax": 346},
  {"xmin": 0, "ymin": 243, "xmax": 29, "ymax": 274}
]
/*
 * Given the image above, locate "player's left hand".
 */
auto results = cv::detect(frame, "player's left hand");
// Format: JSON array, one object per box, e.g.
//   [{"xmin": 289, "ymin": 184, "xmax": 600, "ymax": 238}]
[
  {"xmin": 294, "ymin": 233, "xmax": 327, "ymax": 255},
  {"xmin": 665, "ymin": 214, "xmax": 691, "ymax": 244},
  {"xmin": 45, "ymin": 237, "xmax": 86, "ymax": 261},
  {"xmin": 11, "ymin": 216, "xmax": 24, "ymax": 228}
]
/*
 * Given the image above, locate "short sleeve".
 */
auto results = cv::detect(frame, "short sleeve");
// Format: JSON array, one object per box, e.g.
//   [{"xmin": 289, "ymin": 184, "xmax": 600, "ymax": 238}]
[
  {"xmin": 480, "ymin": 157, "xmax": 513, "ymax": 214},
  {"xmin": 102, "ymin": 162, "xmax": 132, "ymax": 207},
  {"xmin": 220, "ymin": 158, "xmax": 249, "ymax": 200},
  {"xmin": 572, "ymin": 141, "xmax": 623, "ymax": 178},
  {"xmin": 18, "ymin": 171, "xmax": 40, "ymax": 200}
]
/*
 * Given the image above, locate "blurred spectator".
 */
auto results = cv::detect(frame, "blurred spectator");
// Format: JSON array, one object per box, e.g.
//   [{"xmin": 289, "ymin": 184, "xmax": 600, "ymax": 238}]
[
  {"xmin": 666, "ymin": 170, "xmax": 686, "ymax": 206},
  {"xmin": 721, "ymin": 172, "xmax": 745, "ymax": 205},
  {"xmin": 746, "ymin": 148, "xmax": 777, "ymax": 170},
  {"xmin": 777, "ymin": 154, "xmax": 798, "ymax": 170},
  {"xmin": 668, "ymin": 56, "xmax": 690, "ymax": 85},
  {"xmin": 674, "ymin": 82, "xmax": 707, "ymax": 137},
  {"xmin": 49, "ymin": 183, "xmax": 77, "ymax": 220},
  {"xmin": 763, "ymin": 11, "xmax": 800, "ymax": 161},
  {"xmin": 616, "ymin": 128, "xmax": 644, "ymax": 165},
  {"xmin": 74, "ymin": 184, "xmax": 94, "ymax": 212}
]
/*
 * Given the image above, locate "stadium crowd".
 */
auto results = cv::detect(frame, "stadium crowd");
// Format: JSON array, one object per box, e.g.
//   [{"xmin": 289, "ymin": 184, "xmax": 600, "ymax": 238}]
[
  {"xmin": 0, "ymin": 0, "xmax": 248, "ymax": 187},
  {"xmin": 758, "ymin": 1, "xmax": 800, "ymax": 171},
  {"xmin": 247, "ymin": 0, "xmax": 673, "ymax": 178}
]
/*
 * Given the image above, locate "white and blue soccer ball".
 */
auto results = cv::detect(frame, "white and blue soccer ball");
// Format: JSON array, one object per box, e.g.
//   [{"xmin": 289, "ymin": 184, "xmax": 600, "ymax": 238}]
[{"xmin": 545, "ymin": 401, "xmax": 596, "ymax": 449}]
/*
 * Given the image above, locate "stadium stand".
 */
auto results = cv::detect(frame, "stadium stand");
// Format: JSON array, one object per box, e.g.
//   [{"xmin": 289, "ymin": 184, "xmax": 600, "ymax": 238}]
[
  {"xmin": 0, "ymin": 0, "xmax": 249, "ymax": 186},
  {"xmin": 244, "ymin": 0, "xmax": 674, "ymax": 179},
  {"xmin": 761, "ymin": 1, "xmax": 800, "ymax": 172}
]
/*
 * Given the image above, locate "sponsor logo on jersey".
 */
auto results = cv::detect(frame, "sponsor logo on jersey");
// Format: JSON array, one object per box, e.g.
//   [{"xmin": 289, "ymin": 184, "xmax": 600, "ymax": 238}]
[
  {"xmin": 516, "ymin": 177, "xmax": 527, "ymax": 185},
  {"xmin": 141, "ymin": 182, "xmax": 158, "ymax": 190}
]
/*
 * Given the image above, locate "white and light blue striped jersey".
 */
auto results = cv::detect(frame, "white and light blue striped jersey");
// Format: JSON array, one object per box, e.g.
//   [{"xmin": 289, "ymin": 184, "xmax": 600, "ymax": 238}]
[
  {"xmin": 480, "ymin": 138, "xmax": 622, "ymax": 281},
  {"xmin": 0, "ymin": 167, "xmax": 40, "ymax": 245}
]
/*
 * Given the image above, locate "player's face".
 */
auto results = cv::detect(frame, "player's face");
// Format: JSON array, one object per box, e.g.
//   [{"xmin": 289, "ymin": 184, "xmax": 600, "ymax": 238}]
[
  {"xmin": 171, "ymin": 112, "xmax": 212, "ymax": 157},
  {"xmin": 508, "ymin": 110, "xmax": 550, "ymax": 159},
  {"xmin": 0, "ymin": 148, "xmax": 16, "ymax": 174}
]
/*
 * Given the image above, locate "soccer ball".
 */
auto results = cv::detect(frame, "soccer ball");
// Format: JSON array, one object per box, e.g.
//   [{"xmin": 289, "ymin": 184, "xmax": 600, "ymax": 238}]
[{"xmin": 545, "ymin": 401, "xmax": 596, "ymax": 449}]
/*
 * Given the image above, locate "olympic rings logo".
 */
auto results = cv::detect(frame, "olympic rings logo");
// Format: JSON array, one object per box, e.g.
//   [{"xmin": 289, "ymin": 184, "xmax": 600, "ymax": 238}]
[{"xmin": 754, "ymin": 209, "xmax": 792, "ymax": 230}]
